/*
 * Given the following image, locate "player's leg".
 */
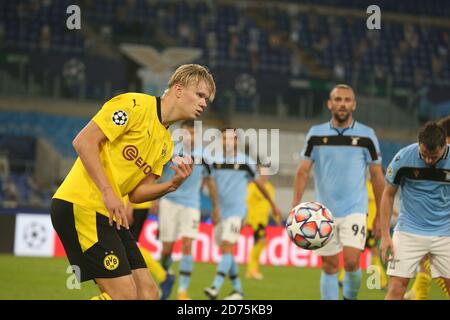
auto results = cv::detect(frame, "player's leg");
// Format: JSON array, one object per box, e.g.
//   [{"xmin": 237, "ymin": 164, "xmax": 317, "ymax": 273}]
[
  {"xmin": 131, "ymin": 268, "xmax": 159, "ymax": 300},
  {"xmin": 321, "ymin": 254, "xmax": 341, "ymax": 300},
  {"xmin": 366, "ymin": 230, "xmax": 388, "ymax": 289},
  {"xmin": 429, "ymin": 235, "xmax": 450, "ymax": 299},
  {"xmin": 386, "ymin": 231, "xmax": 430, "ymax": 300},
  {"xmin": 129, "ymin": 207, "xmax": 170, "ymax": 290},
  {"xmin": 205, "ymin": 217, "xmax": 243, "ymax": 300},
  {"xmin": 314, "ymin": 216, "xmax": 343, "ymax": 300},
  {"xmin": 129, "ymin": 208, "xmax": 148, "ymax": 240},
  {"xmin": 177, "ymin": 237, "xmax": 194, "ymax": 300},
  {"xmin": 205, "ymin": 240, "xmax": 234, "ymax": 300},
  {"xmin": 51, "ymin": 199, "xmax": 139, "ymax": 300},
  {"xmin": 177, "ymin": 207, "xmax": 200, "ymax": 300},
  {"xmin": 158, "ymin": 199, "xmax": 179, "ymax": 271},
  {"xmin": 435, "ymin": 277, "xmax": 449, "ymax": 298},
  {"xmin": 369, "ymin": 246, "xmax": 388, "ymax": 289},
  {"xmin": 118, "ymin": 227, "xmax": 159, "ymax": 299},
  {"xmin": 246, "ymin": 224, "xmax": 266, "ymax": 280},
  {"xmin": 385, "ymin": 276, "xmax": 410, "ymax": 300},
  {"xmin": 404, "ymin": 256, "xmax": 432, "ymax": 300},
  {"xmin": 340, "ymin": 213, "xmax": 367, "ymax": 300},
  {"xmin": 138, "ymin": 245, "xmax": 167, "ymax": 284},
  {"xmin": 161, "ymin": 241, "xmax": 175, "ymax": 270},
  {"xmin": 342, "ymin": 246, "xmax": 362, "ymax": 299},
  {"xmin": 443, "ymin": 278, "xmax": 450, "ymax": 298},
  {"xmin": 223, "ymin": 217, "xmax": 244, "ymax": 300}
]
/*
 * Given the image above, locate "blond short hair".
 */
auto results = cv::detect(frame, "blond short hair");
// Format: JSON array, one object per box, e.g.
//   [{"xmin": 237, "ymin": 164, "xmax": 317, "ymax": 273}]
[{"xmin": 168, "ymin": 64, "xmax": 216, "ymax": 102}]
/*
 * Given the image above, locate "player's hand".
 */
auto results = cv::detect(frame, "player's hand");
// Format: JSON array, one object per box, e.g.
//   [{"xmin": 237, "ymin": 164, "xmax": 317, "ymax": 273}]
[
  {"xmin": 211, "ymin": 207, "xmax": 220, "ymax": 226},
  {"xmin": 380, "ymin": 234, "xmax": 394, "ymax": 264},
  {"xmin": 149, "ymin": 200, "xmax": 159, "ymax": 215},
  {"xmin": 170, "ymin": 156, "xmax": 193, "ymax": 190},
  {"xmin": 103, "ymin": 188, "xmax": 129, "ymax": 230},
  {"xmin": 125, "ymin": 202, "xmax": 134, "ymax": 225}
]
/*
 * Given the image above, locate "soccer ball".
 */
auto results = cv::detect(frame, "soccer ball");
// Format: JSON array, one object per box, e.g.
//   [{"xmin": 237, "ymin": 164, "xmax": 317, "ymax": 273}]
[{"xmin": 286, "ymin": 201, "xmax": 335, "ymax": 250}]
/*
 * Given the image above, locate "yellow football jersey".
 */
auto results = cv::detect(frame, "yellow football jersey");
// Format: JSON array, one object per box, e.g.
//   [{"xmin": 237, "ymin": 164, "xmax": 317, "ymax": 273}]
[
  {"xmin": 54, "ymin": 93, "xmax": 173, "ymax": 218},
  {"xmin": 131, "ymin": 201, "xmax": 152, "ymax": 210},
  {"xmin": 246, "ymin": 180, "xmax": 274, "ymax": 229},
  {"xmin": 366, "ymin": 180, "xmax": 376, "ymax": 230}
]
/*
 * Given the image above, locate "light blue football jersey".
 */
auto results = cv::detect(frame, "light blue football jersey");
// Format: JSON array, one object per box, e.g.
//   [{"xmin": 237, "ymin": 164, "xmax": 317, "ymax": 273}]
[
  {"xmin": 211, "ymin": 151, "xmax": 257, "ymax": 219},
  {"xmin": 159, "ymin": 147, "xmax": 211, "ymax": 210},
  {"xmin": 386, "ymin": 143, "xmax": 450, "ymax": 236},
  {"xmin": 301, "ymin": 120, "xmax": 382, "ymax": 218}
]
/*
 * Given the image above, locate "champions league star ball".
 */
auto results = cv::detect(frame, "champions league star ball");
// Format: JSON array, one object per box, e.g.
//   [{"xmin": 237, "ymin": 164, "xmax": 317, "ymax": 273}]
[{"xmin": 286, "ymin": 202, "xmax": 335, "ymax": 250}]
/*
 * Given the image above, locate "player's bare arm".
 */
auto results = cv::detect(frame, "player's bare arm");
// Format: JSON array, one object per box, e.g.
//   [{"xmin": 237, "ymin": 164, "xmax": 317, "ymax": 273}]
[
  {"xmin": 254, "ymin": 178, "xmax": 281, "ymax": 224},
  {"xmin": 369, "ymin": 163, "xmax": 385, "ymax": 238},
  {"xmin": 380, "ymin": 183, "xmax": 398, "ymax": 263},
  {"xmin": 204, "ymin": 176, "xmax": 220, "ymax": 225},
  {"xmin": 128, "ymin": 160, "xmax": 193, "ymax": 203},
  {"xmin": 72, "ymin": 120, "xmax": 129, "ymax": 230},
  {"xmin": 292, "ymin": 159, "xmax": 313, "ymax": 207}
]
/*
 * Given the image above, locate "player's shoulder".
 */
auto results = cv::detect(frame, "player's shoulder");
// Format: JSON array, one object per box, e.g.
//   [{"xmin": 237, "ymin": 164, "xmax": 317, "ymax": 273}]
[
  {"xmin": 393, "ymin": 143, "xmax": 418, "ymax": 163},
  {"xmin": 102, "ymin": 92, "xmax": 155, "ymax": 112},
  {"xmin": 353, "ymin": 121, "xmax": 377, "ymax": 136},
  {"xmin": 308, "ymin": 122, "xmax": 330, "ymax": 135}
]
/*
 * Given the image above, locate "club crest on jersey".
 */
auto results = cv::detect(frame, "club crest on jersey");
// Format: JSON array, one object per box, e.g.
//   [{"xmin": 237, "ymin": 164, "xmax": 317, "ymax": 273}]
[
  {"xmin": 322, "ymin": 137, "xmax": 328, "ymax": 144},
  {"xmin": 112, "ymin": 110, "xmax": 128, "ymax": 126},
  {"xmin": 351, "ymin": 137, "xmax": 360, "ymax": 146},
  {"xmin": 387, "ymin": 166, "xmax": 393, "ymax": 177},
  {"xmin": 103, "ymin": 253, "xmax": 119, "ymax": 271}
]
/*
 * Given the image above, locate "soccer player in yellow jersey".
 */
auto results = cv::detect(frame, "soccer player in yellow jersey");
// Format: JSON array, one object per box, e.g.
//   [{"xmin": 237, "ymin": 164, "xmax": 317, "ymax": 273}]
[
  {"xmin": 245, "ymin": 166, "xmax": 280, "ymax": 280},
  {"xmin": 51, "ymin": 64, "xmax": 216, "ymax": 300},
  {"xmin": 403, "ymin": 115, "xmax": 450, "ymax": 300}
]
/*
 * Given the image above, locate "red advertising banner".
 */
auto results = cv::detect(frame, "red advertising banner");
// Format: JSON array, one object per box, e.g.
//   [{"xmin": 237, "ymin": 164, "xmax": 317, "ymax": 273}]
[{"xmin": 49, "ymin": 221, "xmax": 368, "ymax": 269}]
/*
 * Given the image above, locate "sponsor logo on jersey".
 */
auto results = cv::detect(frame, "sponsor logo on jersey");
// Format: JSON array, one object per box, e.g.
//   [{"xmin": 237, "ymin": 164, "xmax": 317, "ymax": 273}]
[{"xmin": 122, "ymin": 145, "xmax": 152, "ymax": 175}]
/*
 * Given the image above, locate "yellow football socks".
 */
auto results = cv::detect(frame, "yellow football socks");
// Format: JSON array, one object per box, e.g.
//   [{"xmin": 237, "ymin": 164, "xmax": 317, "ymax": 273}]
[
  {"xmin": 371, "ymin": 254, "xmax": 388, "ymax": 288},
  {"xmin": 248, "ymin": 240, "xmax": 265, "ymax": 273},
  {"xmin": 412, "ymin": 271, "xmax": 432, "ymax": 300},
  {"xmin": 139, "ymin": 246, "xmax": 167, "ymax": 283},
  {"xmin": 91, "ymin": 292, "xmax": 112, "ymax": 300}
]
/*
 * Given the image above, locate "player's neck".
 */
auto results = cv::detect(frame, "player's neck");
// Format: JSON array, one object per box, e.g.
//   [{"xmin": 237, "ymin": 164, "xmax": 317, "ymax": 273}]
[
  {"xmin": 160, "ymin": 94, "xmax": 180, "ymax": 127},
  {"xmin": 331, "ymin": 117, "xmax": 353, "ymax": 129}
]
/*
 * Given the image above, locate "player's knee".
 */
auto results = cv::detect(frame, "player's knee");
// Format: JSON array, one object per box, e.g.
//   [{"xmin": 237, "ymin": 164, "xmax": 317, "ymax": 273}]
[
  {"xmin": 322, "ymin": 260, "xmax": 339, "ymax": 274},
  {"xmin": 344, "ymin": 259, "xmax": 359, "ymax": 272},
  {"xmin": 387, "ymin": 279, "xmax": 408, "ymax": 299},
  {"xmin": 220, "ymin": 241, "xmax": 234, "ymax": 254},
  {"xmin": 161, "ymin": 243, "xmax": 173, "ymax": 256},
  {"xmin": 109, "ymin": 287, "xmax": 139, "ymax": 300},
  {"xmin": 138, "ymin": 286, "xmax": 159, "ymax": 300},
  {"xmin": 181, "ymin": 238, "xmax": 193, "ymax": 255}
]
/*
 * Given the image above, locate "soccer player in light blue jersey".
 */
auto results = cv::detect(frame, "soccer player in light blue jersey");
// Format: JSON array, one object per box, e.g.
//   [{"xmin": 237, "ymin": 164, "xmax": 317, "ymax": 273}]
[
  {"xmin": 204, "ymin": 128, "xmax": 281, "ymax": 300},
  {"xmin": 380, "ymin": 122, "xmax": 450, "ymax": 300},
  {"xmin": 158, "ymin": 120, "xmax": 219, "ymax": 300},
  {"xmin": 293, "ymin": 84, "xmax": 385, "ymax": 300}
]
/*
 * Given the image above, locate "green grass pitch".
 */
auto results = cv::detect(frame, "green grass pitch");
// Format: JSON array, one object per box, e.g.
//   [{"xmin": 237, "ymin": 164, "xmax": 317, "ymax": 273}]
[{"xmin": 0, "ymin": 254, "xmax": 447, "ymax": 300}]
